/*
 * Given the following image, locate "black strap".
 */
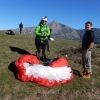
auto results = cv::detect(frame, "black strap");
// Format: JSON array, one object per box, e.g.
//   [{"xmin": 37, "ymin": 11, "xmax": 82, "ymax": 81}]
[{"xmin": 47, "ymin": 43, "xmax": 50, "ymax": 52}]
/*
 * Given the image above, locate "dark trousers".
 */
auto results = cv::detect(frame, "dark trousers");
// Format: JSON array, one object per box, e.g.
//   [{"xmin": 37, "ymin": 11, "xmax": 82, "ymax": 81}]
[
  {"xmin": 37, "ymin": 44, "xmax": 46, "ymax": 57},
  {"xmin": 20, "ymin": 28, "xmax": 22, "ymax": 34},
  {"xmin": 36, "ymin": 39, "xmax": 48, "ymax": 61},
  {"xmin": 35, "ymin": 37, "xmax": 50, "ymax": 53}
]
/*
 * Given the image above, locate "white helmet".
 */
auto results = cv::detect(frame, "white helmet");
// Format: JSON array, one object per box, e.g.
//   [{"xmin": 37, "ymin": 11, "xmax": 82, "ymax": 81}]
[{"xmin": 41, "ymin": 16, "xmax": 47, "ymax": 21}]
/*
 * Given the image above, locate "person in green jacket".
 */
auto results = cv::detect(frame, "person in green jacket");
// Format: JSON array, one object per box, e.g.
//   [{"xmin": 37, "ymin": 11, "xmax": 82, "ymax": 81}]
[{"xmin": 34, "ymin": 16, "xmax": 50, "ymax": 62}]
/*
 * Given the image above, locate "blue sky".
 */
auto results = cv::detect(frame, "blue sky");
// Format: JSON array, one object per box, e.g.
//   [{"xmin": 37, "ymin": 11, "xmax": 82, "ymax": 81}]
[{"xmin": 0, "ymin": 0, "xmax": 100, "ymax": 30}]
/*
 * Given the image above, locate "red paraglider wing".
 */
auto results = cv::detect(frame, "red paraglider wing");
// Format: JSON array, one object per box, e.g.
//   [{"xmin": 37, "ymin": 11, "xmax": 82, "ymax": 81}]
[
  {"xmin": 15, "ymin": 55, "xmax": 73, "ymax": 86},
  {"xmin": 15, "ymin": 54, "xmax": 39, "ymax": 81},
  {"xmin": 49, "ymin": 57, "xmax": 68, "ymax": 67}
]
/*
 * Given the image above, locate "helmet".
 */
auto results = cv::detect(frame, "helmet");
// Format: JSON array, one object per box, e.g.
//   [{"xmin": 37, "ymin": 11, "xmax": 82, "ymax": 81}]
[{"xmin": 41, "ymin": 16, "xmax": 47, "ymax": 21}]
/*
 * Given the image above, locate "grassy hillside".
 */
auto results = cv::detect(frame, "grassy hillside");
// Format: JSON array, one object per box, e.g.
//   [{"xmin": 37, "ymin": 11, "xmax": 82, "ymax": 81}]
[{"xmin": 0, "ymin": 31, "xmax": 100, "ymax": 100}]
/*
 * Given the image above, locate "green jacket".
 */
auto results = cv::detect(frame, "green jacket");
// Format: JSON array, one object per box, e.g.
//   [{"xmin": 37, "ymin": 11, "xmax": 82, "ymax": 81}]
[{"xmin": 34, "ymin": 24, "xmax": 50, "ymax": 40}]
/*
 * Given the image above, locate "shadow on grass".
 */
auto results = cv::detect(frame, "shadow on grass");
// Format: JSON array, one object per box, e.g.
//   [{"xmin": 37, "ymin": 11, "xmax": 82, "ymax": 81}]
[
  {"xmin": 8, "ymin": 61, "xmax": 18, "ymax": 79},
  {"xmin": 72, "ymin": 69, "xmax": 82, "ymax": 77},
  {"xmin": 9, "ymin": 46, "xmax": 30, "ymax": 55}
]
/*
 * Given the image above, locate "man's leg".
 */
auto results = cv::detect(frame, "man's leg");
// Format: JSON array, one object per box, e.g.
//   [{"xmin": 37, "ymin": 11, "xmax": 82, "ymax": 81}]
[
  {"xmin": 20, "ymin": 28, "xmax": 22, "ymax": 34},
  {"xmin": 82, "ymin": 50, "xmax": 86, "ymax": 71},
  {"xmin": 82, "ymin": 50, "xmax": 92, "ymax": 78},
  {"xmin": 85, "ymin": 51, "xmax": 92, "ymax": 74},
  {"xmin": 81, "ymin": 50, "xmax": 87, "ymax": 76}
]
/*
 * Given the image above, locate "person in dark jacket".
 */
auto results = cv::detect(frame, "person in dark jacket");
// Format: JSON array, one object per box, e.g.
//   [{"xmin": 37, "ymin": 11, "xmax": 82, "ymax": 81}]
[
  {"xmin": 34, "ymin": 16, "xmax": 50, "ymax": 62},
  {"xmin": 19, "ymin": 22, "xmax": 23, "ymax": 34},
  {"xmin": 81, "ymin": 21, "xmax": 95, "ymax": 79}
]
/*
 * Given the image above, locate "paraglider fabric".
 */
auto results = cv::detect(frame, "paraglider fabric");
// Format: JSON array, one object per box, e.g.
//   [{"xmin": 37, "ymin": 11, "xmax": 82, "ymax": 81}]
[{"xmin": 15, "ymin": 54, "xmax": 73, "ymax": 86}]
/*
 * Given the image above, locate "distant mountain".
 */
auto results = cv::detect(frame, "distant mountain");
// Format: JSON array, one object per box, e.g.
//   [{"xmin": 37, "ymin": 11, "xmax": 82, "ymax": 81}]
[
  {"xmin": 2, "ymin": 21, "xmax": 100, "ymax": 44},
  {"xmin": 48, "ymin": 21, "xmax": 80, "ymax": 41}
]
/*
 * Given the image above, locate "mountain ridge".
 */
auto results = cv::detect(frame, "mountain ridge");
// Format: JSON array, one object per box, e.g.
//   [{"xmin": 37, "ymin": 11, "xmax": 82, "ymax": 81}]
[{"xmin": 2, "ymin": 21, "xmax": 100, "ymax": 43}]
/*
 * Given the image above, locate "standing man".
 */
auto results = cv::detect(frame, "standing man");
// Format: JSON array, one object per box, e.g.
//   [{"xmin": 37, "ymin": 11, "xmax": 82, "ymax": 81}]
[
  {"xmin": 19, "ymin": 22, "xmax": 23, "ymax": 34},
  {"xmin": 81, "ymin": 21, "xmax": 95, "ymax": 79},
  {"xmin": 34, "ymin": 16, "xmax": 50, "ymax": 62}
]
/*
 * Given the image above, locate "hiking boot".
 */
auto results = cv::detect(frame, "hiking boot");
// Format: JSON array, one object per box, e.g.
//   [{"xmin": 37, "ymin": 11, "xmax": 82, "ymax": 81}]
[
  {"xmin": 82, "ymin": 73, "xmax": 90, "ymax": 79},
  {"xmin": 83, "ymin": 72, "xmax": 90, "ymax": 79},
  {"xmin": 81, "ymin": 71, "xmax": 87, "ymax": 77}
]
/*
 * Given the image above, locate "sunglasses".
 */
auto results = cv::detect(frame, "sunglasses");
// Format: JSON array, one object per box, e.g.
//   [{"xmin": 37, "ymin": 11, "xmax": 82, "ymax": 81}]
[{"xmin": 42, "ymin": 20, "xmax": 47, "ymax": 22}]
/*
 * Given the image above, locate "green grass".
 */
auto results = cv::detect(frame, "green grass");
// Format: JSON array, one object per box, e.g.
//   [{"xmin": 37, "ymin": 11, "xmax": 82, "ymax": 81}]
[{"xmin": 0, "ymin": 31, "xmax": 100, "ymax": 100}]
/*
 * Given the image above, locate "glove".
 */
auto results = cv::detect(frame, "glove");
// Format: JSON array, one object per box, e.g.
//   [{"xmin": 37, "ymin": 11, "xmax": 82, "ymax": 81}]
[{"xmin": 42, "ymin": 33, "xmax": 46, "ymax": 37}]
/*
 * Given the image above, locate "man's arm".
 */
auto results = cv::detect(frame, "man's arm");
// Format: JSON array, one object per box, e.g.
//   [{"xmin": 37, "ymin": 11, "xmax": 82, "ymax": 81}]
[
  {"xmin": 86, "ymin": 42, "xmax": 94, "ymax": 51},
  {"xmin": 86, "ymin": 31, "xmax": 95, "ymax": 51}
]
